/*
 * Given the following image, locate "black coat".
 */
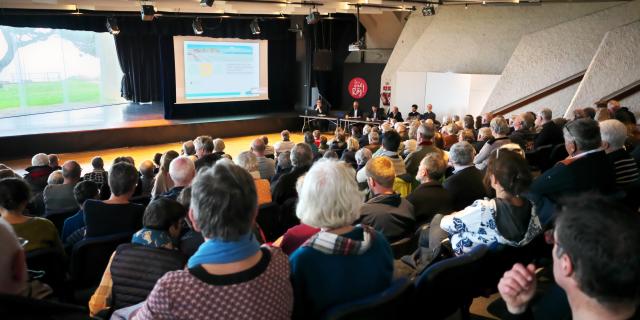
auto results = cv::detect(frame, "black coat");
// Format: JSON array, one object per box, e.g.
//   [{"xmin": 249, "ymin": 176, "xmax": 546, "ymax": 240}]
[
  {"xmin": 443, "ymin": 166, "xmax": 488, "ymax": 212},
  {"xmin": 534, "ymin": 121, "xmax": 564, "ymax": 149},
  {"xmin": 387, "ymin": 111, "xmax": 404, "ymax": 122},
  {"xmin": 407, "ymin": 181, "xmax": 455, "ymax": 225}
]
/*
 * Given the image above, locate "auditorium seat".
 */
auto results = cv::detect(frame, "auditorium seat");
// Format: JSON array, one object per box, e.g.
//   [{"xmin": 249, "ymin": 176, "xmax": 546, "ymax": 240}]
[
  {"xmin": 255, "ymin": 202, "xmax": 282, "ymax": 242},
  {"xmin": 69, "ymin": 232, "xmax": 133, "ymax": 303},
  {"xmin": 390, "ymin": 234, "xmax": 418, "ymax": 260},
  {"xmin": 321, "ymin": 277, "xmax": 414, "ymax": 320},
  {"xmin": 26, "ymin": 247, "xmax": 67, "ymax": 296},
  {"xmin": 412, "ymin": 244, "xmax": 489, "ymax": 319},
  {"xmin": 44, "ymin": 208, "xmax": 78, "ymax": 235}
]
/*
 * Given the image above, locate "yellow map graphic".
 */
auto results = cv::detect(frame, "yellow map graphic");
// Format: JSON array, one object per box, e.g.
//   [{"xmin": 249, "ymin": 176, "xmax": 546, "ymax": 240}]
[{"xmin": 199, "ymin": 63, "xmax": 214, "ymax": 77}]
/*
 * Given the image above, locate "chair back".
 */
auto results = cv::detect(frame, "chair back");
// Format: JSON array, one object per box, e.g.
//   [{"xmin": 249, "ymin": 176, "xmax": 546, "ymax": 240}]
[
  {"xmin": 26, "ymin": 247, "xmax": 67, "ymax": 294},
  {"xmin": 70, "ymin": 232, "xmax": 133, "ymax": 289},
  {"xmin": 44, "ymin": 208, "xmax": 79, "ymax": 235},
  {"xmin": 413, "ymin": 244, "xmax": 489, "ymax": 319},
  {"xmin": 129, "ymin": 195, "xmax": 151, "ymax": 207},
  {"xmin": 321, "ymin": 277, "xmax": 414, "ymax": 320},
  {"xmin": 548, "ymin": 144, "xmax": 569, "ymax": 169},
  {"xmin": 256, "ymin": 202, "xmax": 283, "ymax": 242}
]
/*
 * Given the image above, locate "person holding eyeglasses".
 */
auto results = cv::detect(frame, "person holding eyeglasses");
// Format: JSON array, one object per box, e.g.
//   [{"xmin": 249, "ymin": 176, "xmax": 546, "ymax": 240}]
[
  {"xmin": 530, "ymin": 118, "xmax": 616, "ymax": 205},
  {"xmin": 498, "ymin": 195, "xmax": 640, "ymax": 319}
]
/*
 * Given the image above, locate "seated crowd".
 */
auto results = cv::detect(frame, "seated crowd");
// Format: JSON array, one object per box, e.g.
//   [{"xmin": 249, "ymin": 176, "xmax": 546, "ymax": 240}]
[{"xmin": 0, "ymin": 100, "xmax": 639, "ymax": 319}]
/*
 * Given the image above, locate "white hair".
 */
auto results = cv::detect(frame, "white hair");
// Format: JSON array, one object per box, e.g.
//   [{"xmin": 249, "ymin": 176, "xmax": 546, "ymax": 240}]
[
  {"xmin": 31, "ymin": 153, "xmax": 49, "ymax": 167},
  {"xmin": 490, "ymin": 118, "xmax": 510, "ymax": 136},
  {"xmin": 0, "ymin": 219, "xmax": 24, "ymax": 295},
  {"xmin": 234, "ymin": 151, "xmax": 258, "ymax": 173},
  {"xmin": 600, "ymin": 119, "xmax": 627, "ymax": 150},
  {"xmin": 47, "ymin": 170, "xmax": 64, "ymax": 185},
  {"xmin": 346, "ymin": 137, "xmax": 359, "ymax": 151},
  {"xmin": 369, "ymin": 131, "xmax": 380, "ymax": 144},
  {"xmin": 355, "ymin": 148, "xmax": 372, "ymax": 166},
  {"xmin": 213, "ymin": 138, "xmax": 225, "ymax": 152},
  {"xmin": 169, "ymin": 156, "xmax": 196, "ymax": 186},
  {"xmin": 362, "ymin": 124, "xmax": 372, "ymax": 135},
  {"xmin": 449, "ymin": 142, "xmax": 475, "ymax": 165},
  {"xmin": 296, "ymin": 160, "xmax": 363, "ymax": 228}
]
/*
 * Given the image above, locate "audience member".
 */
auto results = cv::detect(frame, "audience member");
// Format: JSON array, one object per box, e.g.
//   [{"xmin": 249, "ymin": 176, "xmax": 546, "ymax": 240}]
[
  {"xmin": 442, "ymin": 124, "xmax": 459, "ymax": 150},
  {"xmin": 474, "ymin": 117, "xmax": 511, "ymax": 170},
  {"xmin": 323, "ymin": 150, "xmax": 339, "ymax": 159},
  {"xmin": 158, "ymin": 156, "xmax": 195, "ymax": 201},
  {"xmin": 594, "ymin": 107, "xmax": 611, "ymax": 122},
  {"xmin": 47, "ymin": 170, "xmax": 63, "ymax": 185},
  {"xmin": 509, "ymin": 113, "xmax": 536, "ymax": 151},
  {"xmin": 583, "ymin": 107, "xmax": 596, "ymax": 120},
  {"xmin": 272, "ymin": 143, "xmax": 313, "ymax": 205},
  {"xmin": 84, "ymin": 156, "xmax": 108, "ymax": 188},
  {"xmin": 43, "ymin": 160, "xmax": 81, "ymax": 213},
  {"xmin": 340, "ymin": 137, "xmax": 359, "ymax": 169},
  {"xmin": 212, "ymin": 138, "xmax": 226, "ymax": 158},
  {"xmin": 312, "ymin": 130, "xmax": 321, "ymax": 147},
  {"xmin": 458, "ymin": 129, "xmax": 475, "ymax": 144},
  {"xmin": 251, "ymin": 137, "xmax": 276, "ymax": 181},
  {"xmin": 276, "ymin": 175, "xmax": 320, "ymax": 255},
  {"xmin": 359, "ymin": 125, "xmax": 371, "ymax": 148},
  {"xmin": 474, "ymin": 127, "xmax": 493, "ymax": 153},
  {"xmin": 304, "ymin": 131, "xmax": 319, "ymax": 155},
  {"xmin": 443, "ymin": 142, "xmax": 488, "ymax": 211},
  {"xmin": 405, "ymin": 123, "xmax": 443, "ymax": 178},
  {"xmin": 408, "ymin": 153, "xmax": 454, "ymax": 225},
  {"xmin": 318, "ymin": 136, "xmax": 329, "ymax": 154},
  {"xmin": 358, "ymin": 130, "xmax": 406, "ymax": 184},
  {"xmin": 0, "ymin": 178, "xmax": 63, "ymax": 254},
  {"xmin": 133, "ymin": 161, "xmax": 293, "ymax": 320},
  {"xmin": 329, "ymin": 132, "xmax": 347, "ymax": 158},
  {"xmin": 151, "ymin": 150, "xmax": 179, "ymax": 198},
  {"xmin": 290, "ymin": 160, "xmax": 393, "ymax": 317},
  {"xmin": 89, "ymin": 198, "xmax": 187, "ymax": 316},
  {"xmin": 357, "ymin": 157, "xmax": 415, "ymax": 243},
  {"xmin": 436, "ymin": 149, "xmax": 542, "ymax": 255},
  {"xmin": 498, "ymin": 195, "xmax": 640, "ymax": 319},
  {"xmin": 61, "ymin": 180, "xmax": 99, "ymax": 242},
  {"xmin": 176, "ymin": 186, "xmax": 204, "ymax": 258},
  {"xmin": 534, "ymin": 108, "xmax": 564, "ymax": 149},
  {"xmin": 181, "ymin": 140, "xmax": 195, "ymax": 157},
  {"xmin": 261, "ymin": 135, "xmax": 275, "ymax": 159},
  {"xmin": 530, "ymin": 118, "xmax": 616, "ymax": 204},
  {"xmin": 235, "ymin": 152, "xmax": 272, "ymax": 206},
  {"xmin": 23, "ymin": 153, "xmax": 54, "ymax": 193},
  {"xmin": 600, "ymin": 119, "xmax": 639, "ymax": 186},
  {"xmin": 138, "ymin": 160, "xmax": 155, "ymax": 197},
  {"xmin": 48, "ymin": 154, "xmax": 61, "ymax": 170},
  {"xmin": 0, "ymin": 219, "xmax": 86, "ymax": 318},
  {"xmin": 272, "ymin": 151, "xmax": 292, "ymax": 183},
  {"xmin": 193, "ymin": 136, "xmax": 220, "ymax": 171},
  {"xmin": 84, "ymin": 162, "xmax": 144, "ymax": 238},
  {"xmin": 274, "ymin": 130, "xmax": 295, "ymax": 156},
  {"xmin": 365, "ymin": 131, "xmax": 381, "ymax": 153},
  {"xmin": 152, "ymin": 153, "xmax": 162, "ymax": 173},
  {"xmin": 355, "ymin": 148, "xmax": 372, "ymax": 171}
]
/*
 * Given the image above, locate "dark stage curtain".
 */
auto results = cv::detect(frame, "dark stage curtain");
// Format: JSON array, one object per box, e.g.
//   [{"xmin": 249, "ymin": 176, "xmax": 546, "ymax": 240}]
[{"xmin": 114, "ymin": 35, "xmax": 161, "ymax": 103}]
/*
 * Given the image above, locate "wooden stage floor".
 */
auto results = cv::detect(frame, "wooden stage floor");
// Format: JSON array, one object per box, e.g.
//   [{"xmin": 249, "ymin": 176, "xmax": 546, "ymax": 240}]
[{"xmin": 2, "ymin": 132, "xmax": 308, "ymax": 176}]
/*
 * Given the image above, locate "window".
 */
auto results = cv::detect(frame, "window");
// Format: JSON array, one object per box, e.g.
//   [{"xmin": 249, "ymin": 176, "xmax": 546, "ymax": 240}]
[{"xmin": 0, "ymin": 26, "xmax": 125, "ymax": 117}]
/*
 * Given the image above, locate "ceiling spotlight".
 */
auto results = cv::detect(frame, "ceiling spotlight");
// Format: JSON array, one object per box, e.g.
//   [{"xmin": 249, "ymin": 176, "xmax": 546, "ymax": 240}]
[
  {"xmin": 106, "ymin": 17, "xmax": 120, "ymax": 35},
  {"xmin": 192, "ymin": 18, "xmax": 204, "ymax": 35},
  {"xmin": 421, "ymin": 5, "xmax": 435, "ymax": 16},
  {"xmin": 71, "ymin": 5, "xmax": 82, "ymax": 15},
  {"xmin": 250, "ymin": 19, "xmax": 261, "ymax": 35},
  {"xmin": 141, "ymin": 4, "xmax": 155, "ymax": 21},
  {"xmin": 200, "ymin": 0, "xmax": 215, "ymax": 7}
]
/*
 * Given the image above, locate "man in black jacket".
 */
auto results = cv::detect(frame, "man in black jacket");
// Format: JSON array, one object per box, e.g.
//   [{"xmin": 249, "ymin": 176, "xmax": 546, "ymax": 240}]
[
  {"xmin": 443, "ymin": 141, "xmax": 488, "ymax": 211},
  {"xmin": 271, "ymin": 143, "xmax": 314, "ymax": 205},
  {"xmin": 534, "ymin": 108, "xmax": 564, "ymax": 149},
  {"xmin": 367, "ymin": 105, "xmax": 386, "ymax": 122},
  {"xmin": 387, "ymin": 106, "xmax": 404, "ymax": 122},
  {"xmin": 345, "ymin": 101, "xmax": 363, "ymax": 119},
  {"xmin": 407, "ymin": 152, "xmax": 454, "ymax": 225},
  {"xmin": 530, "ymin": 119, "xmax": 616, "ymax": 205}
]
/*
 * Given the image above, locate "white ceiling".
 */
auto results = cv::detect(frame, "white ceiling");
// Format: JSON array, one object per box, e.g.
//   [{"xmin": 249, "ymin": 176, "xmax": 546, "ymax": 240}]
[{"xmin": 0, "ymin": 0, "xmax": 427, "ymax": 16}]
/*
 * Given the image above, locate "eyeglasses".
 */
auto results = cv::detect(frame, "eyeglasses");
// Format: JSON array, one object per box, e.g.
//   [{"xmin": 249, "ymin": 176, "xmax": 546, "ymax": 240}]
[
  {"xmin": 545, "ymin": 228, "xmax": 569, "ymax": 260},
  {"xmin": 564, "ymin": 121, "xmax": 577, "ymax": 141}
]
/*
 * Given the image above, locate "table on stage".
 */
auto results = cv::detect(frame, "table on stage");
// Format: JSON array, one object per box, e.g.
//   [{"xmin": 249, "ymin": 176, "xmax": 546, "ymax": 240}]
[
  {"xmin": 339, "ymin": 118, "xmax": 382, "ymax": 129},
  {"xmin": 299, "ymin": 114, "xmax": 340, "ymax": 132}
]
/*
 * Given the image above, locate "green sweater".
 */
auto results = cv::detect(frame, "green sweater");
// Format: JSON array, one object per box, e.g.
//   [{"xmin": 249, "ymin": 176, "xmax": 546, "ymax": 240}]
[{"xmin": 9, "ymin": 217, "xmax": 64, "ymax": 254}]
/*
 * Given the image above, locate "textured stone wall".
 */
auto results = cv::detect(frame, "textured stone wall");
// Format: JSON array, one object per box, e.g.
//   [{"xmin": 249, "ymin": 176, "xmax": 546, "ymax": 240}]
[
  {"xmin": 483, "ymin": 1, "xmax": 640, "ymax": 116},
  {"xmin": 568, "ymin": 21, "xmax": 640, "ymax": 116},
  {"xmin": 382, "ymin": 2, "xmax": 622, "ymax": 108}
]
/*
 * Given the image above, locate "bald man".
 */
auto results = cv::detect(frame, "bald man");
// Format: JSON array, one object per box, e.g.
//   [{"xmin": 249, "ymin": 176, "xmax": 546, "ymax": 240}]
[
  {"xmin": 158, "ymin": 156, "xmax": 195, "ymax": 201},
  {"xmin": 43, "ymin": 160, "xmax": 82, "ymax": 212}
]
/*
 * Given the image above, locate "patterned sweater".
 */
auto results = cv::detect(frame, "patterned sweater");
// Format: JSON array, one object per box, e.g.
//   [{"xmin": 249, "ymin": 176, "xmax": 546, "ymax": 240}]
[
  {"xmin": 440, "ymin": 198, "xmax": 542, "ymax": 255},
  {"xmin": 134, "ymin": 247, "xmax": 293, "ymax": 320}
]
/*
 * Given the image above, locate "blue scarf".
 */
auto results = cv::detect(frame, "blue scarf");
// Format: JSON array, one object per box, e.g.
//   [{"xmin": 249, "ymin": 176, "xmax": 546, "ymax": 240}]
[
  {"xmin": 188, "ymin": 232, "xmax": 261, "ymax": 268},
  {"xmin": 131, "ymin": 228, "xmax": 176, "ymax": 250}
]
